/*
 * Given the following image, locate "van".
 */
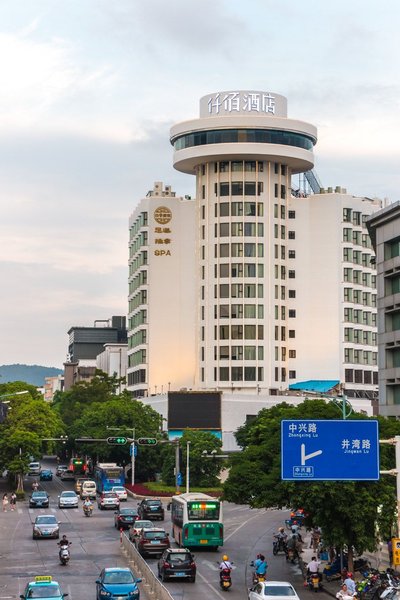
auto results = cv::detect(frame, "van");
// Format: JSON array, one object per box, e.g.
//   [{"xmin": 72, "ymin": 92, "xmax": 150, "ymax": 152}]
[
  {"xmin": 80, "ymin": 480, "xmax": 97, "ymax": 499},
  {"xmin": 28, "ymin": 462, "xmax": 41, "ymax": 475},
  {"xmin": 75, "ymin": 477, "xmax": 90, "ymax": 494}
]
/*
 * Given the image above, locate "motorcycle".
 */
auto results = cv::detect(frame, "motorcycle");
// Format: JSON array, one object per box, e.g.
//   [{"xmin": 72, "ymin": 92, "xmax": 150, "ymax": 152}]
[
  {"xmin": 219, "ymin": 568, "xmax": 232, "ymax": 591},
  {"xmin": 83, "ymin": 504, "xmax": 93, "ymax": 517},
  {"xmin": 250, "ymin": 561, "xmax": 267, "ymax": 586},
  {"xmin": 307, "ymin": 573, "xmax": 322, "ymax": 593},
  {"xmin": 286, "ymin": 548, "xmax": 297, "ymax": 564},
  {"xmin": 59, "ymin": 543, "xmax": 71, "ymax": 566},
  {"xmin": 273, "ymin": 536, "xmax": 287, "ymax": 556}
]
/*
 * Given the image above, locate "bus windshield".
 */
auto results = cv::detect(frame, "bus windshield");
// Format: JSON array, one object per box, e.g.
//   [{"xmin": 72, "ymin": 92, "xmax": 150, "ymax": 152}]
[{"xmin": 187, "ymin": 501, "xmax": 220, "ymax": 521}]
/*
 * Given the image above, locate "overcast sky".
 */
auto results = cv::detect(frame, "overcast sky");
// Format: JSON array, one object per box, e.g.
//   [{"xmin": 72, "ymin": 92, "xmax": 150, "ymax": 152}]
[{"xmin": 1, "ymin": 0, "xmax": 399, "ymax": 368}]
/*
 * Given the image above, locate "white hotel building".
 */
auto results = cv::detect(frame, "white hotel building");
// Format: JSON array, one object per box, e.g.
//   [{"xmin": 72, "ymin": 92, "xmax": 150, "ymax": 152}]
[{"xmin": 127, "ymin": 91, "xmax": 381, "ymax": 420}]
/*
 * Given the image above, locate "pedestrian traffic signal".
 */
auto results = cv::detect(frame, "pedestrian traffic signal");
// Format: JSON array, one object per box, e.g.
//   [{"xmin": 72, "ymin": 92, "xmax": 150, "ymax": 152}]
[
  {"xmin": 137, "ymin": 437, "xmax": 157, "ymax": 446},
  {"xmin": 107, "ymin": 436, "xmax": 127, "ymax": 445}
]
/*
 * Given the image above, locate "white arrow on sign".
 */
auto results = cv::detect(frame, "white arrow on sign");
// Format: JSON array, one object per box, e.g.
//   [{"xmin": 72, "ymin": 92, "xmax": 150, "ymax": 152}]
[{"xmin": 301, "ymin": 443, "xmax": 323, "ymax": 466}]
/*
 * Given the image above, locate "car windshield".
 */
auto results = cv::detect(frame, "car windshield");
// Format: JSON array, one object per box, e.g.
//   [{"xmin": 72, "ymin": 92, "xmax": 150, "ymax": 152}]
[
  {"xmin": 104, "ymin": 493, "xmax": 117, "ymax": 498},
  {"xmin": 264, "ymin": 586, "xmax": 296, "ymax": 596},
  {"xmin": 103, "ymin": 572, "xmax": 134, "ymax": 584},
  {"xmin": 144, "ymin": 530, "xmax": 166, "ymax": 539},
  {"xmin": 36, "ymin": 516, "xmax": 57, "ymax": 524},
  {"xmin": 32, "ymin": 492, "xmax": 47, "ymax": 498},
  {"xmin": 27, "ymin": 585, "xmax": 61, "ymax": 598},
  {"xmin": 120, "ymin": 509, "xmax": 137, "ymax": 515},
  {"xmin": 61, "ymin": 492, "xmax": 76, "ymax": 497},
  {"xmin": 169, "ymin": 553, "xmax": 191, "ymax": 562}
]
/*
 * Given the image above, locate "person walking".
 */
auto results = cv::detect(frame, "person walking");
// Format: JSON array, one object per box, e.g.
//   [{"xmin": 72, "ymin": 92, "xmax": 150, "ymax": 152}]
[
  {"xmin": 2, "ymin": 493, "xmax": 9, "ymax": 512},
  {"xmin": 10, "ymin": 492, "xmax": 17, "ymax": 511}
]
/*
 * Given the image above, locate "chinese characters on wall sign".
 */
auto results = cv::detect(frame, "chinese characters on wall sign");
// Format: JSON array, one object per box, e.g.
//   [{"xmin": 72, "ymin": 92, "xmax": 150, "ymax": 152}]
[{"xmin": 153, "ymin": 207, "xmax": 172, "ymax": 256}]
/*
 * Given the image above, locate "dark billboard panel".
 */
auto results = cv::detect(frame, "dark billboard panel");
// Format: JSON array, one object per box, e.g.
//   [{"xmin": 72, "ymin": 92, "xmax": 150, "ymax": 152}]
[{"xmin": 168, "ymin": 391, "xmax": 221, "ymax": 429}]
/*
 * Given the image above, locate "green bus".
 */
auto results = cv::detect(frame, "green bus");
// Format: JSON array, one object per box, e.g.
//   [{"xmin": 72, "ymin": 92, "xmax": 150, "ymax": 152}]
[{"xmin": 170, "ymin": 492, "xmax": 223, "ymax": 549}]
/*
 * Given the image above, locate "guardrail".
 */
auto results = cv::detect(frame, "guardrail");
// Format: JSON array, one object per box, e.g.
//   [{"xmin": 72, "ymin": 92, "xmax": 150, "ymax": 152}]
[{"xmin": 120, "ymin": 532, "xmax": 174, "ymax": 600}]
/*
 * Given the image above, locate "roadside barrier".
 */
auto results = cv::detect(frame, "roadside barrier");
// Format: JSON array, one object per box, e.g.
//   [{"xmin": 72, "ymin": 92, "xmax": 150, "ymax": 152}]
[{"xmin": 120, "ymin": 532, "xmax": 174, "ymax": 600}]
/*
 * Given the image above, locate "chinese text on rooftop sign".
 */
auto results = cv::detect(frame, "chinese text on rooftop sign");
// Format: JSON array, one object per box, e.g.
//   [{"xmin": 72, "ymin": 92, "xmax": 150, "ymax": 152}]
[
  {"xmin": 281, "ymin": 420, "xmax": 379, "ymax": 481},
  {"xmin": 208, "ymin": 91, "xmax": 275, "ymax": 115}
]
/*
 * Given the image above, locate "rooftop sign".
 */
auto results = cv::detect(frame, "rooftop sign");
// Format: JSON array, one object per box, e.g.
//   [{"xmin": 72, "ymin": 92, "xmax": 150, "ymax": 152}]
[{"xmin": 200, "ymin": 90, "xmax": 287, "ymax": 118}]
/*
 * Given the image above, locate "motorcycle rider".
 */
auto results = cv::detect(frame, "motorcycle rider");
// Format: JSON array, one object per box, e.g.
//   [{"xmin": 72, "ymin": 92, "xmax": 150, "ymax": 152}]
[
  {"xmin": 57, "ymin": 535, "xmax": 71, "ymax": 559},
  {"xmin": 219, "ymin": 554, "xmax": 233, "ymax": 583},
  {"xmin": 307, "ymin": 556, "xmax": 322, "ymax": 583},
  {"xmin": 286, "ymin": 534, "xmax": 302, "ymax": 561},
  {"xmin": 32, "ymin": 480, "xmax": 39, "ymax": 491},
  {"xmin": 274, "ymin": 527, "xmax": 287, "ymax": 551},
  {"xmin": 83, "ymin": 497, "xmax": 93, "ymax": 514},
  {"xmin": 254, "ymin": 554, "xmax": 268, "ymax": 581}
]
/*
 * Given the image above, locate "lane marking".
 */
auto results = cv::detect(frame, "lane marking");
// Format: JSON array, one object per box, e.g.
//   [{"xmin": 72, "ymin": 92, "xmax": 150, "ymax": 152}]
[
  {"xmin": 225, "ymin": 511, "xmax": 268, "ymax": 542},
  {"xmin": 197, "ymin": 570, "xmax": 229, "ymax": 600}
]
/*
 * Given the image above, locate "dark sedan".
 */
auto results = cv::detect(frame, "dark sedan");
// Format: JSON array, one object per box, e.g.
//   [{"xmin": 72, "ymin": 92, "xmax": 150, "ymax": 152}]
[
  {"xmin": 40, "ymin": 469, "xmax": 53, "ymax": 481},
  {"xmin": 29, "ymin": 491, "xmax": 50, "ymax": 508},
  {"xmin": 114, "ymin": 507, "xmax": 139, "ymax": 530},
  {"xmin": 157, "ymin": 548, "xmax": 196, "ymax": 582}
]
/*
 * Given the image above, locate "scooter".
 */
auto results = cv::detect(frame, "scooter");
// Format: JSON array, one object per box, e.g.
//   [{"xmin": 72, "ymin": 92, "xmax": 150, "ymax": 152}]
[
  {"xmin": 219, "ymin": 568, "xmax": 232, "ymax": 591},
  {"xmin": 273, "ymin": 536, "xmax": 287, "ymax": 555},
  {"xmin": 83, "ymin": 504, "xmax": 93, "ymax": 517},
  {"xmin": 59, "ymin": 543, "xmax": 71, "ymax": 565},
  {"xmin": 286, "ymin": 548, "xmax": 296, "ymax": 564},
  {"xmin": 307, "ymin": 573, "xmax": 322, "ymax": 593}
]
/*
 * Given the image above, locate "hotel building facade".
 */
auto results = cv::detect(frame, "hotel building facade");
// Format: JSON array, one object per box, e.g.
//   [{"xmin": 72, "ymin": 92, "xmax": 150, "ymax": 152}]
[{"xmin": 127, "ymin": 91, "xmax": 381, "ymax": 405}]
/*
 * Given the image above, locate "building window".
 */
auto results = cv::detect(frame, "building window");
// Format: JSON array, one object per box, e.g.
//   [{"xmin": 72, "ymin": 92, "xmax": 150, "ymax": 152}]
[
  {"xmin": 289, "ymin": 309, "xmax": 296, "ymax": 318},
  {"xmin": 232, "ymin": 367, "xmax": 243, "ymax": 381},
  {"xmin": 288, "ymin": 231, "xmax": 295, "ymax": 240},
  {"xmin": 289, "ymin": 330, "xmax": 295, "ymax": 338},
  {"xmin": 289, "ymin": 349, "xmax": 296, "ymax": 358},
  {"xmin": 345, "ymin": 369, "xmax": 354, "ymax": 382},
  {"xmin": 289, "ymin": 370, "xmax": 296, "ymax": 379},
  {"xmin": 288, "ymin": 270, "xmax": 295, "ymax": 279},
  {"xmin": 385, "ymin": 236, "xmax": 400, "ymax": 259},
  {"xmin": 244, "ymin": 367, "xmax": 256, "ymax": 381},
  {"xmin": 288, "ymin": 250, "xmax": 296, "ymax": 259},
  {"xmin": 219, "ymin": 367, "xmax": 229, "ymax": 381},
  {"xmin": 343, "ymin": 208, "xmax": 352, "ymax": 222},
  {"xmin": 288, "ymin": 210, "xmax": 295, "ymax": 219}
]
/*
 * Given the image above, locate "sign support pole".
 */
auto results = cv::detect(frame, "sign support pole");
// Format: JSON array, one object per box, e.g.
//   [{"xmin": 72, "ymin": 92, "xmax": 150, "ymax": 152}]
[{"xmin": 380, "ymin": 436, "xmax": 400, "ymax": 537}]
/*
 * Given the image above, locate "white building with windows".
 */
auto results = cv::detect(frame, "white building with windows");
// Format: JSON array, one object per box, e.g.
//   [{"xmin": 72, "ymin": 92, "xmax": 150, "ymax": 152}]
[{"xmin": 127, "ymin": 90, "xmax": 381, "ymax": 412}]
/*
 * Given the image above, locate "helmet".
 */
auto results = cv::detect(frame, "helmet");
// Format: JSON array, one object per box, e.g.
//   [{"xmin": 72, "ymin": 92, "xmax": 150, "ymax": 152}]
[
  {"xmin": 222, "ymin": 555, "xmax": 229, "ymax": 561},
  {"xmin": 347, "ymin": 573, "xmax": 353, "ymax": 578}
]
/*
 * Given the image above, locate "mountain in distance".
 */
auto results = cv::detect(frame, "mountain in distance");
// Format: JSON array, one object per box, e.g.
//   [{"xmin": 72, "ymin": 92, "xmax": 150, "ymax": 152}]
[{"xmin": 0, "ymin": 364, "xmax": 63, "ymax": 387}]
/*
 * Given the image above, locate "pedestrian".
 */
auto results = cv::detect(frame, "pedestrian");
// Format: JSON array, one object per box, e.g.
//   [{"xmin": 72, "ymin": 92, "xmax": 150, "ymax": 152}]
[
  {"xmin": 2, "ymin": 492, "xmax": 9, "ymax": 512},
  {"xmin": 336, "ymin": 583, "xmax": 354, "ymax": 600},
  {"xmin": 388, "ymin": 537, "xmax": 394, "ymax": 566},
  {"xmin": 10, "ymin": 492, "xmax": 17, "ymax": 511}
]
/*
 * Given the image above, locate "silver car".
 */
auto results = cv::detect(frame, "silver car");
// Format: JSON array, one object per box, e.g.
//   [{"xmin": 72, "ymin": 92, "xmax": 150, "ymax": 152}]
[
  {"xmin": 58, "ymin": 490, "xmax": 79, "ymax": 508},
  {"xmin": 32, "ymin": 514, "xmax": 60, "ymax": 539}
]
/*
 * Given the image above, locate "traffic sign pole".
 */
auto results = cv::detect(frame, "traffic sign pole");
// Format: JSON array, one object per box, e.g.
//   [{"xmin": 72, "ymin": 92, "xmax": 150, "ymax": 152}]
[{"xmin": 380, "ymin": 436, "xmax": 400, "ymax": 537}]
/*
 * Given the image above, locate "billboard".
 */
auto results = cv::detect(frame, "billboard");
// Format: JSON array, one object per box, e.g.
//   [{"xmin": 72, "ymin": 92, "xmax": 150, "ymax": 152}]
[{"xmin": 168, "ymin": 391, "xmax": 221, "ymax": 429}]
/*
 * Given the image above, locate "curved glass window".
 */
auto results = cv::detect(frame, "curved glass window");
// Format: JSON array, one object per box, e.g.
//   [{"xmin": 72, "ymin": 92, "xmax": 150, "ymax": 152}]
[{"xmin": 172, "ymin": 129, "xmax": 315, "ymax": 151}]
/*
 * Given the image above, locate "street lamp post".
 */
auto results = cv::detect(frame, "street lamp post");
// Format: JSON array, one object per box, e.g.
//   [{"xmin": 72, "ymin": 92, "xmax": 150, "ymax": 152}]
[{"xmin": 186, "ymin": 441, "xmax": 191, "ymax": 494}]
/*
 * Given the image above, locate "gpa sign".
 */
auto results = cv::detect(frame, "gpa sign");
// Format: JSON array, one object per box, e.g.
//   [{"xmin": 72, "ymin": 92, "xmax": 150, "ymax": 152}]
[{"xmin": 281, "ymin": 420, "xmax": 379, "ymax": 481}]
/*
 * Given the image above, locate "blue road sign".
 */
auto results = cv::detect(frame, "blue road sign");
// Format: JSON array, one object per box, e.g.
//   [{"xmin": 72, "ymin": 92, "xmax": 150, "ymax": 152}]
[
  {"xmin": 281, "ymin": 419, "xmax": 379, "ymax": 481},
  {"xmin": 177, "ymin": 472, "xmax": 183, "ymax": 486}
]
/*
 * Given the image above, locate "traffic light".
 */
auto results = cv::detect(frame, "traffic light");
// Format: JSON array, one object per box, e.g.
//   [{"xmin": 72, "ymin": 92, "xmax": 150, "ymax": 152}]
[
  {"xmin": 137, "ymin": 437, "xmax": 157, "ymax": 446},
  {"xmin": 107, "ymin": 436, "xmax": 127, "ymax": 445}
]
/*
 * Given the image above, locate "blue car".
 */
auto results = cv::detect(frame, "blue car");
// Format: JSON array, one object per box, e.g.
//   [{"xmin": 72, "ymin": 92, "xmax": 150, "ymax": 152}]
[
  {"xmin": 40, "ymin": 469, "xmax": 53, "ymax": 481},
  {"xmin": 96, "ymin": 568, "xmax": 141, "ymax": 600},
  {"xmin": 20, "ymin": 576, "xmax": 67, "ymax": 600}
]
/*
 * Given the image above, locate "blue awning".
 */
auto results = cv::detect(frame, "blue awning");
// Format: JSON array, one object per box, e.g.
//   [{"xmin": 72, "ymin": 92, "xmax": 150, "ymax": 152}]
[{"xmin": 288, "ymin": 380, "xmax": 340, "ymax": 393}]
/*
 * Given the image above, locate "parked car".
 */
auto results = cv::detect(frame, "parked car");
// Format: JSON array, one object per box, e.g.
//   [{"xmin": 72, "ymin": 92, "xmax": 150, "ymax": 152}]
[
  {"xmin": 98, "ymin": 492, "xmax": 120, "ymax": 510},
  {"xmin": 114, "ymin": 507, "xmax": 138, "ymax": 529},
  {"xmin": 96, "ymin": 568, "xmax": 141, "ymax": 600},
  {"xmin": 32, "ymin": 515, "xmax": 60, "ymax": 539},
  {"xmin": 157, "ymin": 548, "xmax": 196, "ymax": 582},
  {"xmin": 28, "ymin": 462, "xmax": 41, "ymax": 476},
  {"xmin": 135, "ymin": 528, "xmax": 170, "ymax": 557},
  {"xmin": 58, "ymin": 491, "xmax": 79, "ymax": 509},
  {"xmin": 40, "ymin": 469, "xmax": 53, "ymax": 481},
  {"xmin": 29, "ymin": 491, "xmax": 49, "ymax": 508},
  {"xmin": 137, "ymin": 499, "xmax": 164, "ymax": 521},
  {"xmin": 56, "ymin": 465, "xmax": 68, "ymax": 477},
  {"xmin": 111, "ymin": 486, "xmax": 128, "ymax": 502},
  {"xmin": 128, "ymin": 520, "xmax": 155, "ymax": 541},
  {"xmin": 60, "ymin": 469, "xmax": 75, "ymax": 481}
]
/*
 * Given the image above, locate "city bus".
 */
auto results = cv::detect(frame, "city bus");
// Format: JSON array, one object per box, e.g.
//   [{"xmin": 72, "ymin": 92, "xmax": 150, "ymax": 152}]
[
  {"xmin": 170, "ymin": 492, "xmax": 223, "ymax": 549},
  {"xmin": 93, "ymin": 462, "xmax": 125, "ymax": 493}
]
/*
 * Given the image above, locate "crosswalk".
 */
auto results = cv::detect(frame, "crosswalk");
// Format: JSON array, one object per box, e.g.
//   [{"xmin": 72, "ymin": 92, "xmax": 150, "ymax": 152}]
[{"xmin": 28, "ymin": 507, "xmax": 80, "ymax": 514}]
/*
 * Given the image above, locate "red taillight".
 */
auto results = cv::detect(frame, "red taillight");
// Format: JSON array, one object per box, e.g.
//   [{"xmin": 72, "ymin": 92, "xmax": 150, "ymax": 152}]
[
  {"xmin": 184, "ymin": 529, "xmax": 188, "ymax": 539},
  {"xmin": 219, "ymin": 526, "xmax": 223, "ymax": 538}
]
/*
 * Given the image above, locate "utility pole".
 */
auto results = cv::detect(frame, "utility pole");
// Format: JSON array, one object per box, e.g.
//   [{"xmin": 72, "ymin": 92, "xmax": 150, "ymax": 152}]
[
  {"xmin": 186, "ymin": 441, "xmax": 191, "ymax": 494},
  {"xmin": 175, "ymin": 440, "xmax": 180, "ymax": 495}
]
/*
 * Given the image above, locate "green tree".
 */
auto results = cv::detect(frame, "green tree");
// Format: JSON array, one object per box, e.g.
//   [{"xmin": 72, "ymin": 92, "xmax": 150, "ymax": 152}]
[
  {"xmin": 161, "ymin": 431, "xmax": 222, "ymax": 487},
  {"xmin": 223, "ymin": 400, "xmax": 399, "ymax": 570},
  {"xmin": 69, "ymin": 395, "xmax": 163, "ymax": 481}
]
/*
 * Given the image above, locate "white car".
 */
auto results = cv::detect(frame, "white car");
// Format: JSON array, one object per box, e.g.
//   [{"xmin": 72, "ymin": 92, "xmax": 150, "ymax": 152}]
[
  {"xmin": 128, "ymin": 519, "xmax": 154, "ymax": 541},
  {"xmin": 249, "ymin": 581, "xmax": 301, "ymax": 600},
  {"xmin": 111, "ymin": 486, "xmax": 128, "ymax": 501},
  {"xmin": 58, "ymin": 490, "xmax": 79, "ymax": 508}
]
